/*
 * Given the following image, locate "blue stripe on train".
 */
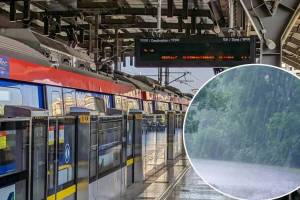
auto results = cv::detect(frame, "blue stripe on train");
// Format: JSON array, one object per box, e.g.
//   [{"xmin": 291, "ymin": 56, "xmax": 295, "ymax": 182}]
[{"xmin": 0, "ymin": 162, "xmax": 16, "ymax": 175}]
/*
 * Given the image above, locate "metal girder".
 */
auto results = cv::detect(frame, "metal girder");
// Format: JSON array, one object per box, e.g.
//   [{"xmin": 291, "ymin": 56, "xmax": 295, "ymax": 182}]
[
  {"xmin": 46, "ymin": 8, "xmax": 211, "ymax": 18},
  {"xmin": 286, "ymin": 34, "xmax": 300, "ymax": 46},
  {"xmin": 77, "ymin": 1, "xmax": 119, "ymax": 8},
  {"xmin": 83, "ymin": 32, "xmax": 183, "ymax": 40},
  {"xmin": 283, "ymin": 43, "xmax": 300, "ymax": 55},
  {"xmin": 239, "ymin": 0, "xmax": 299, "ymax": 66},
  {"xmin": 291, "ymin": 25, "xmax": 300, "ymax": 33},
  {"xmin": 64, "ymin": 22, "xmax": 213, "ymax": 30},
  {"xmin": 282, "ymin": 55, "xmax": 300, "ymax": 68}
]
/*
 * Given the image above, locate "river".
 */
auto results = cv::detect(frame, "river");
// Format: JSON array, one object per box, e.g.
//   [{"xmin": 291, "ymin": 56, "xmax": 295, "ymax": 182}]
[{"xmin": 191, "ymin": 159, "xmax": 300, "ymax": 200}]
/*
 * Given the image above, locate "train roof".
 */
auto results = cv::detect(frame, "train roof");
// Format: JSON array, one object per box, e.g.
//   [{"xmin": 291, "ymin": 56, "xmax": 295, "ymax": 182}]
[
  {"xmin": 33, "ymin": 31, "xmax": 93, "ymax": 62},
  {"xmin": 0, "ymin": 30, "xmax": 188, "ymax": 103},
  {"xmin": 0, "ymin": 33, "xmax": 142, "ymax": 98},
  {"xmin": 114, "ymin": 71, "xmax": 155, "ymax": 92},
  {"xmin": 0, "ymin": 33, "xmax": 50, "ymax": 66}
]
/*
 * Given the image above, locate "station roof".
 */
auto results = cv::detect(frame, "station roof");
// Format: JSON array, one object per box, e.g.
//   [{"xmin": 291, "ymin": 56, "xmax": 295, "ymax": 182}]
[
  {"xmin": 282, "ymin": 13, "xmax": 300, "ymax": 68},
  {"xmin": 0, "ymin": 0, "xmax": 215, "ymax": 57}
]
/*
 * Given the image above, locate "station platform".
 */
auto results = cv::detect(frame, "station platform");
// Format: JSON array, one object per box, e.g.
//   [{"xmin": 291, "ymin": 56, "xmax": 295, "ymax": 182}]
[
  {"xmin": 165, "ymin": 168, "xmax": 231, "ymax": 200},
  {"xmin": 119, "ymin": 156, "xmax": 230, "ymax": 200}
]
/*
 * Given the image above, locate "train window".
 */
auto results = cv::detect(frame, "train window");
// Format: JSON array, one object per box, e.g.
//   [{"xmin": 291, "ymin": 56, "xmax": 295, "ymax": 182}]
[
  {"xmin": 0, "ymin": 120, "xmax": 29, "ymax": 177},
  {"xmin": 121, "ymin": 97, "xmax": 128, "ymax": 111},
  {"xmin": 114, "ymin": 96, "xmax": 122, "ymax": 110},
  {"xmin": 174, "ymin": 104, "xmax": 181, "ymax": 111},
  {"xmin": 156, "ymin": 102, "xmax": 169, "ymax": 111},
  {"xmin": 143, "ymin": 101, "xmax": 153, "ymax": 114},
  {"xmin": 0, "ymin": 87, "xmax": 22, "ymax": 116},
  {"xmin": 103, "ymin": 95, "xmax": 112, "ymax": 108},
  {"xmin": 46, "ymin": 86, "xmax": 63, "ymax": 116},
  {"xmin": 127, "ymin": 99, "xmax": 140, "ymax": 111},
  {"xmin": 63, "ymin": 88, "xmax": 76, "ymax": 115},
  {"xmin": 127, "ymin": 101, "xmax": 134, "ymax": 111},
  {"xmin": 93, "ymin": 94, "xmax": 112, "ymax": 109},
  {"xmin": 76, "ymin": 91, "xmax": 96, "ymax": 110}
]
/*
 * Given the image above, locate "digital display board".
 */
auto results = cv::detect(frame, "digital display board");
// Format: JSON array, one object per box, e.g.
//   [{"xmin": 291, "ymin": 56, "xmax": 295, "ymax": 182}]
[{"xmin": 135, "ymin": 37, "xmax": 256, "ymax": 67}]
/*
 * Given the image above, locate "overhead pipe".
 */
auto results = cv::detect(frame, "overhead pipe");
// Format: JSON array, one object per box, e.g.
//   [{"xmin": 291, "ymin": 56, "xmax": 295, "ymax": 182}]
[
  {"xmin": 94, "ymin": 14, "xmax": 99, "ymax": 62},
  {"xmin": 228, "ymin": 0, "xmax": 234, "ymax": 34},
  {"xmin": 157, "ymin": 0, "xmax": 162, "ymax": 30}
]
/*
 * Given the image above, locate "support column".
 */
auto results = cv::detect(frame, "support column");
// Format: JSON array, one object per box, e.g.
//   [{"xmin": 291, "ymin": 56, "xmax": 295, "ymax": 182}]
[
  {"xmin": 165, "ymin": 67, "xmax": 169, "ymax": 86},
  {"xmin": 114, "ymin": 28, "xmax": 120, "ymax": 71},
  {"xmin": 23, "ymin": 0, "xmax": 31, "ymax": 20},
  {"xmin": 94, "ymin": 14, "xmax": 99, "ymax": 71},
  {"xmin": 88, "ymin": 24, "xmax": 92, "ymax": 55},
  {"xmin": 158, "ymin": 67, "xmax": 163, "ymax": 85},
  {"xmin": 10, "ymin": 0, "xmax": 16, "ymax": 22}
]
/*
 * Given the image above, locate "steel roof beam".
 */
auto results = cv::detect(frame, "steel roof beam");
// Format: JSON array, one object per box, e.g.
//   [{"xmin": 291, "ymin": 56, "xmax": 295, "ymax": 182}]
[
  {"xmin": 82, "ymin": 31, "xmax": 215, "ymax": 40},
  {"xmin": 45, "ymin": 8, "xmax": 211, "ymax": 18},
  {"xmin": 282, "ymin": 55, "xmax": 300, "ymax": 68},
  {"xmin": 286, "ymin": 35, "xmax": 300, "ymax": 46},
  {"xmin": 63, "ymin": 22, "xmax": 213, "ymax": 30}
]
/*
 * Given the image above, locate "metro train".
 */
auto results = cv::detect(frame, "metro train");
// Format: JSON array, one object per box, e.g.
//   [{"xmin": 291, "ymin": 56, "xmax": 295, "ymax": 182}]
[{"xmin": 0, "ymin": 33, "xmax": 189, "ymax": 200}]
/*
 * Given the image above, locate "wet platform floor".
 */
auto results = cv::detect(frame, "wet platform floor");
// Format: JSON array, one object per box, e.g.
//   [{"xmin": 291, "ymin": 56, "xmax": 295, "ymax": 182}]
[
  {"xmin": 120, "ymin": 156, "xmax": 231, "ymax": 200},
  {"xmin": 165, "ymin": 168, "xmax": 232, "ymax": 200}
]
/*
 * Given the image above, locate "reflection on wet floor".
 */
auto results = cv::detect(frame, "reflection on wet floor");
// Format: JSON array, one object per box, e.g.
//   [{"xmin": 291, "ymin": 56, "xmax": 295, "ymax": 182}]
[
  {"xmin": 120, "ymin": 157, "xmax": 189, "ymax": 200},
  {"xmin": 120, "ymin": 157, "xmax": 232, "ymax": 200},
  {"xmin": 166, "ymin": 168, "xmax": 232, "ymax": 200}
]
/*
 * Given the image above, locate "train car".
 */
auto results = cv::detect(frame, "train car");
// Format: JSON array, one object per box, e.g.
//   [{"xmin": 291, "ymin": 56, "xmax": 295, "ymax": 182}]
[
  {"xmin": 0, "ymin": 33, "xmax": 188, "ymax": 200},
  {"xmin": 0, "ymin": 34, "xmax": 140, "ymax": 200}
]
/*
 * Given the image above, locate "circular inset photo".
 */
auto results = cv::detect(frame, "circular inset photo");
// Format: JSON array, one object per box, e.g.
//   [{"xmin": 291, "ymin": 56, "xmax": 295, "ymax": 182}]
[{"xmin": 184, "ymin": 64, "xmax": 300, "ymax": 200}]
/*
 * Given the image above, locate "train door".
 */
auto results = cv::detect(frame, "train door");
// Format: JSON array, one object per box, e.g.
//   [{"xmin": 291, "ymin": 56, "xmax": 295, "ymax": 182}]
[
  {"xmin": 0, "ymin": 118, "xmax": 30, "ymax": 200},
  {"xmin": 47, "ymin": 117, "xmax": 76, "ymax": 200},
  {"xmin": 31, "ymin": 117, "xmax": 48, "ymax": 200}
]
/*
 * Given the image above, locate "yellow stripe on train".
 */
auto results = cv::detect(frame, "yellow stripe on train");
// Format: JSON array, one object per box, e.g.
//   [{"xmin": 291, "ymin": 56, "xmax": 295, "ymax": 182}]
[
  {"xmin": 126, "ymin": 156, "xmax": 141, "ymax": 166},
  {"xmin": 127, "ymin": 158, "xmax": 134, "ymax": 166},
  {"xmin": 47, "ymin": 185, "xmax": 76, "ymax": 200}
]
